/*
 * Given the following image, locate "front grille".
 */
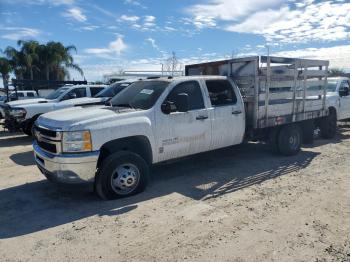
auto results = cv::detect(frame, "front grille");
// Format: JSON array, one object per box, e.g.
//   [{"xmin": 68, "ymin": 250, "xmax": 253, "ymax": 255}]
[
  {"xmin": 34, "ymin": 125, "xmax": 61, "ymax": 154},
  {"xmin": 35, "ymin": 125, "xmax": 58, "ymax": 138},
  {"xmin": 37, "ymin": 140, "xmax": 57, "ymax": 153}
]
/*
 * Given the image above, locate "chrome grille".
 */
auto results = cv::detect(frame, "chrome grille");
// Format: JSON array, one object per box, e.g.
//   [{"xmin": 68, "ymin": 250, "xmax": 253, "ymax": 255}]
[{"xmin": 34, "ymin": 125, "xmax": 62, "ymax": 154}]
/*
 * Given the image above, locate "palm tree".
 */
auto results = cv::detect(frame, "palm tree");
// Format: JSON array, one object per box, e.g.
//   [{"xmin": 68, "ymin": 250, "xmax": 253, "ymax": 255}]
[
  {"xmin": 4, "ymin": 46, "xmax": 25, "ymax": 80},
  {"xmin": 17, "ymin": 40, "xmax": 40, "ymax": 80},
  {"xmin": 39, "ymin": 42, "xmax": 83, "ymax": 80},
  {"xmin": 3, "ymin": 40, "xmax": 84, "ymax": 81},
  {"xmin": 0, "ymin": 57, "xmax": 12, "ymax": 98}
]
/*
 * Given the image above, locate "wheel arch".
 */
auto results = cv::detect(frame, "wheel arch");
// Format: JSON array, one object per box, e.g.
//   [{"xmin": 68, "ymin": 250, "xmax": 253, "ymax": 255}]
[{"xmin": 97, "ymin": 136, "xmax": 153, "ymax": 169}]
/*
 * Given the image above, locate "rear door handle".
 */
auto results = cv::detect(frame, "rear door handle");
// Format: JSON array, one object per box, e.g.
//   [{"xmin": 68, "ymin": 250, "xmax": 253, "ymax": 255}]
[
  {"xmin": 232, "ymin": 110, "xmax": 242, "ymax": 115},
  {"xmin": 196, "ymin": 115, "xmax": 209, "ymax": 120}
]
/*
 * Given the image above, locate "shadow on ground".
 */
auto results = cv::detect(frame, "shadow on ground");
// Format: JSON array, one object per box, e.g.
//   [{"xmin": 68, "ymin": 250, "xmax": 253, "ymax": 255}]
[
  {"xmin": 0, "ymin": 142, "xmax": 319, "ymax": 239},
  {"xmin": 0, "ymin": 134, "xmax": 33, "ymax": 148},
  {"xmin": 10, "ymin": 150, "xmax": 35, "ymax": 166}
]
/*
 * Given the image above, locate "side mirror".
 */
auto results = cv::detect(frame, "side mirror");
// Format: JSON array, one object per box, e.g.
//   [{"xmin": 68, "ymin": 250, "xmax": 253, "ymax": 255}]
[
  {"xmin": 339, "ymin": 88, "xmax": 349, "ymax": 97},
  {"xmin": 161, "ymin": 101, "xmax": 173, "ymax": 114},
  {"xmin": 176, "ymin": 93, "xmax": 189, "ymax": 112},
  {"xmin": 68, "ymin": 92, "xmax": 77, "ymax": 99}
]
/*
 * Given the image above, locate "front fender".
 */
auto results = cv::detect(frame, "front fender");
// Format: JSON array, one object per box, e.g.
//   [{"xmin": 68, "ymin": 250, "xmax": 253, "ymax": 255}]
[
  {"xmin": 89, "ymin": 116, "xmax": 156, "ymax": 160},
  {"xmin": 24, "ymin": 104, "xmax": 55, "ymax": 120}
]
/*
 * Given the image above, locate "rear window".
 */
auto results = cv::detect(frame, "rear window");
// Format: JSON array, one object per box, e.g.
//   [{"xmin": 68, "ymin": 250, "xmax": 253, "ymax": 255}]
[
  {"xmin": 205, "ymin": 80, "xmax": 237, "ymax": 106},
  {"xmin": 90, "ymin": 87, "xmax": 105, "ymax": 96}
]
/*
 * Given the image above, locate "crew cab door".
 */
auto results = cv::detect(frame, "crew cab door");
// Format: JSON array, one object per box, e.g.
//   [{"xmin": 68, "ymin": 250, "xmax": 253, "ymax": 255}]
[
  {"xmin": 155, "ymin": 80, "xmax": 211, "ymax": 162},
  {"xmin": 339, "ymin": 80, "xmax": 350, "ymax": 120},
  {"xmin": 204, "ymin": 79, "xmax": 245, "ymax": 150},
  {"xmin": 55, "ymin": 87, "xmax": 88, "ymax": 109}
]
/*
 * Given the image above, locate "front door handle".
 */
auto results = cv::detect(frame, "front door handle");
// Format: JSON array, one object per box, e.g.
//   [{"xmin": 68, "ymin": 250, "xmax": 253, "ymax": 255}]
[
  {"xmin": 232, "ymin": 110, "xmax": 242, "ymax": 115},
  {"xmin": 196, "ymin": 115, "xmax": 209, "ymax": 120}
]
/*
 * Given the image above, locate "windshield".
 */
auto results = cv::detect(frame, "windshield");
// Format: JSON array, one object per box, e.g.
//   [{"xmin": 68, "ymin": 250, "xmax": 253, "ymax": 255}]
[
  {"xmin": 327, "ymin": 81, "xmax": 338, "ymax": 92},
  {"xmin": 95, "ymin": 82, "xmax": 131, "ymax": 98},
  {"xmin": 45, "ymin": 87, "xmax": 69, "ymax": 100},
  {"xmin": 0, "ymin": 96, "xmax": 6, "ymax": 102},
  {"xmin": 110, "ymin": 80, "xmax": 169, "ymax": 110}
]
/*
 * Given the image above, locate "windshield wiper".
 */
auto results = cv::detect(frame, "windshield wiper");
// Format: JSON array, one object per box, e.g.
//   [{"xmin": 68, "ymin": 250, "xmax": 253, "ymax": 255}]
[{"xmin": 114, "ymin": 103, "xmax": 134, "ymax": 109}]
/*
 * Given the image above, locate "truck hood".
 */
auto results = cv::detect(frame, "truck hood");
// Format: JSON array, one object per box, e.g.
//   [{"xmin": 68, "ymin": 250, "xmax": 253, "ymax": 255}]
[
  {"xmin": 37, "ymin": 106, "xmax": 136, "ymax": 131},
  {"xmin": 7, "ymin": 98, "xmax": 49, "ymax": 107},
  {"xmin": 58, "ymin": 97, "xmax": 106, "ymax": 106}
]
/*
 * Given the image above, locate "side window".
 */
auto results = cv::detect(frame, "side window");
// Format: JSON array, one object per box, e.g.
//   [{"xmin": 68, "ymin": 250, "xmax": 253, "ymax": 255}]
[
  {"xmin": 340, "ymin": 81, "xmax": 350, "ymax": 96},
  {"xmin": 205, "ymin": 80, "xmax": 237, "ymax": 106},
  {"xmin": 63, "ymin": 88, "xmax": 87, "ymax": 100},
  {"xmin": 27, "ymin": 92, "xmax": 35, "ymax": 97},
  {"xmin": 164, "ymin": 81, "xmax": 204, "ymax": 112},
  {"xmin": 90, "ymin": 87, "xmax": 105, "ymax": 96},
  {"xmin": 17, "ymin": 93, "xmax": 24, "ymax": 97},
  {"xmin": 70, "ymin": 88, "xmax": 87, "ymax": 98}
]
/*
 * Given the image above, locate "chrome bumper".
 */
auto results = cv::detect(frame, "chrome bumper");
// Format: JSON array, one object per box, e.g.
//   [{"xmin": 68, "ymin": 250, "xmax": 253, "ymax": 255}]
[{"xmin": 33, "ymin": 141, "xmax": 99, "ymax": 184}]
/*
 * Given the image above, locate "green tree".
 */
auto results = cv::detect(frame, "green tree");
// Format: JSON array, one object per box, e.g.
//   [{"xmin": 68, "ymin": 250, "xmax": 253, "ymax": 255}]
[
  {"xmin": 17, "ymin": 40, "xmax": 40, "ymax": 80},
  {"xmin": 0, "ymin": 57, "xmax": 12, "ymax": 97},
  {"xmin": 2, "ymin": 40, "xmax": 84, "ymax": 81},
  {"xmin": 329, "ymin": 68, "xmax": 346, "ymax": 77}
]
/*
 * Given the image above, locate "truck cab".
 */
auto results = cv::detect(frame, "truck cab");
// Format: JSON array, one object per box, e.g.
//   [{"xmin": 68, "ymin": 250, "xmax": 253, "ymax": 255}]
[{"xmin": 326, "ymin": 77, "xmax": 350, "ymax": 121}]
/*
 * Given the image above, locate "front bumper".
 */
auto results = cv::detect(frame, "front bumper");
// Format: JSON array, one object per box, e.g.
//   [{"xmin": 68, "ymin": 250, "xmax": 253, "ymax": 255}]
[{"xmin": 33, "ymin": 141, "xmax": 99, "ymax": 184}]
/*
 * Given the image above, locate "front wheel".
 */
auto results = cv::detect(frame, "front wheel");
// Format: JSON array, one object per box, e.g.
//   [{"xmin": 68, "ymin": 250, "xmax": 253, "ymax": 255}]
[
  {"xmin": 22, "ymin": 121, "xmax": 34, "ymax": 136},
  {"xmin": 95, "ymin": 151, "xmax": 149, "ymax": 200}
]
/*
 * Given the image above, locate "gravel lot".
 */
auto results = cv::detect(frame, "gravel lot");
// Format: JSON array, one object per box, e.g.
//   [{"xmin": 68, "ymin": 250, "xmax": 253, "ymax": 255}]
[{"xmin": 0, "ymin": 124, "xmax": 349, "ymax": 262}]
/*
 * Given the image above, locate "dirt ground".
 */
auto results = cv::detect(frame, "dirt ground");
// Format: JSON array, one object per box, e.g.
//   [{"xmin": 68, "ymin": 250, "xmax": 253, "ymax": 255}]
[{"xmin": 0, "ymin": 124, "xmax": 349, "ymax": 262}]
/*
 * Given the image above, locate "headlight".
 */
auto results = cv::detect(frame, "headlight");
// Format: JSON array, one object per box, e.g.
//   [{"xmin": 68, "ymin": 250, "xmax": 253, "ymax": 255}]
[
  {"xmin": 62, "ymin": 130, "xmax": 92, "ymax": 153},
  {"xmin": 9, "ymin": 108, "xmax": 26, "ymax": 118}
]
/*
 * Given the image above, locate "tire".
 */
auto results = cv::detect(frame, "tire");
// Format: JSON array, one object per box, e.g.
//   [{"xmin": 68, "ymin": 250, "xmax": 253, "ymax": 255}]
[
  {"xmin": 278, "ymin": 124, "xmax": 302, "ymax": 156},
  {"xmin": 301, "ymin": 120, "xmax": 314, "ymax": 145},
  {"xmin": 320, "ymin": 110, "xmax": 337, "ymax": 139},
  {"xmin": 269, "ymin": 127, "xmax": 280, "ymax": 153},
  {"xmin": 95, "ymin": 151, "xmax": 149, "ymax": 200},
  {"xmin": 22, "ymin": 121, "xmax": 34, "ymax": 136}
]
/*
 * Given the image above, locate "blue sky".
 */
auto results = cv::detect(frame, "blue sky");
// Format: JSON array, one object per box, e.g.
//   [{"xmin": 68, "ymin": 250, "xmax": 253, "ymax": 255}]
[{"xmin": 0, "ymin": 0, "xmax": 350, "ymax": 82}]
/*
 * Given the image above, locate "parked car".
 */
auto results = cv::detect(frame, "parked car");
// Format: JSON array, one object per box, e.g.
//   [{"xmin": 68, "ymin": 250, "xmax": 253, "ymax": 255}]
[
  {"xmin": 33, "ymin": 56, "xmax": 334, "ymax": 200},
  {"xmin": 4, "ymin": 84, "xmax": 107, "ymax": 135},
  {"xmin": 0, "ymin": 90, "xmax": 39, "ymax": 119}
]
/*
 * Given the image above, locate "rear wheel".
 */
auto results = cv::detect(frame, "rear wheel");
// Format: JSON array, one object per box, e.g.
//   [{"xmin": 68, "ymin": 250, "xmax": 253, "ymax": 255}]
[
  {"xmin": 278, "ymin": 124, "xmax": 302, "ymax": 156},
  {"xmin": 95, "ymin": 151, "xmax": 149, "ymax": 200},
  {"xmin": 320, "ymin": 109, "xmax": 337, "ymax": 139},
  {"xmin": 269, "ymin": 127, "xmax": 280, "ymax": 153}
]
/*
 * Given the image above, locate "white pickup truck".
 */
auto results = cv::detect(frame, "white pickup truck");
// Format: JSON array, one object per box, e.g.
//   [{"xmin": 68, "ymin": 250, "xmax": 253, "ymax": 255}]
[
  {"xmin": 4, "ymin": 84, "xmax": 106, "ymax": 135},
  {"xmin": 33, "ymin": 56, "xmax": 334, "ymax": 200},
  {"xmin": 0, "ymin": 90, "xmax": 38, "ymax": 119}
]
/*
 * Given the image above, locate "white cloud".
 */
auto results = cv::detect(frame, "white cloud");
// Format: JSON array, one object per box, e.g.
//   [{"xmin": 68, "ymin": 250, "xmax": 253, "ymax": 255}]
[
  {"xmin": 124, "ymin": 0, "xmax": 147, "ymax": 9},
  {"xmin": 120, "ymin": 15, "xmax": 140, "ymax": 22},
  {"xmin": 186, "ymin": 0, "xmax": 282, "ymax": 21},
  {"xmin": 63, "ymin": 7, "xmax": 87, "ymax": 22},
  {"xmin": 81, "ymin": 25, "xmax": 99, "ymax": 31},
  {"xmin": 144, "ymin": 15, "xmax": 155, "ymax": 23},
  {"xmin": 146, "ymin": 37, "xmax": 160, "ymax": 51},
  {"xmin": 1, "ymin": 27, "xmax": 40, "ymax": 40},
  {"xmin": 121, "ymin": 15, "xmax": 157, "ymax": 31},
  {"xmin": 85, "ymin": 37, "xmax": 127, "ymax": 56},
  {"xmin": 52, "ymin": 0, "xmax": 74, "ymax": 5},
  {"xmin": 274, "ymin": 45, "xmax": 350, "ymax": 70},
  {"xmin": 184, "ymin": 0, "xmax": 350, "ymax": 44}
]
